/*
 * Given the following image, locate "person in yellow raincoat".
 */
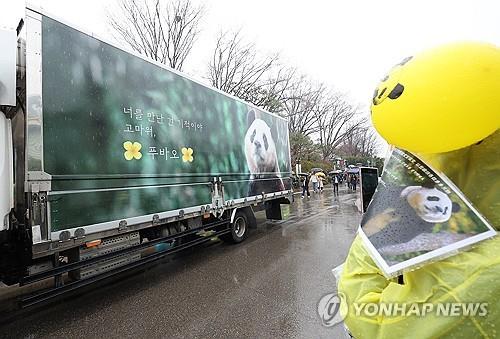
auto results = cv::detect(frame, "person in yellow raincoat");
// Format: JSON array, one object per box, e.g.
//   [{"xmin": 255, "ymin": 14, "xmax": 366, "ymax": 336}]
[{"xmin": 338, "ymin": 42, "xmax": 500, "ymax": 339}]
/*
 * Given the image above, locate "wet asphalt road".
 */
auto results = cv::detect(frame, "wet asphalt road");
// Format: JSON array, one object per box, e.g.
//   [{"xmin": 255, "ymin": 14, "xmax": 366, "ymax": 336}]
[{"xmin": 0, "ymin": 187, "xmax": 360, "ymax": 339}]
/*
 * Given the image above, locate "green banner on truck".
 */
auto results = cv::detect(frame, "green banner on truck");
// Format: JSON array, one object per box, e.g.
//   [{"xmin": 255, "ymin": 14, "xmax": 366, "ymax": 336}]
[{"xmin": 33, "ymin": 16, "xmax": 291, "ymax": 234}]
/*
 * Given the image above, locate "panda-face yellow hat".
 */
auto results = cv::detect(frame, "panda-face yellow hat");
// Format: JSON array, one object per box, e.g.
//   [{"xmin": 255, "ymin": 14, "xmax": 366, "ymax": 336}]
[{"xmin": 371, "ymin": 42, "xmax": 500, "ymax": 154}]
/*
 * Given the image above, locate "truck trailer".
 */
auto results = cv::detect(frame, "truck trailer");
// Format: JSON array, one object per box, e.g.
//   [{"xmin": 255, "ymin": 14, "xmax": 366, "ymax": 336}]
[{"xmin": 0, "ymin": 6, "xmax": 292, "ymax": 303}]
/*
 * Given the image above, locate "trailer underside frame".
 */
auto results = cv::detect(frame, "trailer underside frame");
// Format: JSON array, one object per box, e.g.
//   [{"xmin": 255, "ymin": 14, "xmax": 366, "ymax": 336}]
[{"xmin": 20, "ymin": 218, "xmax": 231, "ymax": 307}]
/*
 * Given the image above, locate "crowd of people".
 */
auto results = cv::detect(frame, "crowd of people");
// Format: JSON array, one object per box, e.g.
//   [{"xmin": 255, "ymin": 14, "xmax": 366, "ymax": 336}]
[
  {"xmin": 300, "ymin": 172, "xmax": 322, "ymax": 198},
  {"xmin": 346, "ymin": 174, "xmax": 359, "ymax": 191},
  {"xmin": 300, "ymin": 171, "xmax": 359, "ymax": 198}
]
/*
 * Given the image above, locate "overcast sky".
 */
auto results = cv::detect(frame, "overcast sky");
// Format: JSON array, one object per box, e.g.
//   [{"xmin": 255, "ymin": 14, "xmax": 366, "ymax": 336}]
[{"xmin": 2, "ymin": 0, "xmax": 500, "ymax": 154}]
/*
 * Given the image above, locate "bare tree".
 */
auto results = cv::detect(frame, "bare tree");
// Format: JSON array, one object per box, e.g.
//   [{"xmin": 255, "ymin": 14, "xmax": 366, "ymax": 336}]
[
  {"xmin": 251, "ymin": 66, "xmax": 297, "ymax": 114},
  {"xmin": 357, "ymin": 127, "xmax": 379, "ymax": 157},
  {"xmin": 283, "ymin": 79, "xmax": 325, "ymax": 136},
  {"xmin": 207, "ymin": 30, "xmax": 295, "ymax": 113},
  {"xmin": 315, "ymin": 94, "xmax": 363, "ymax": 160},
  {"xmin": 205, "ymin": 28, "xmax": 368, "ymax": 161},
  {"xmin": 282, "ymin": 78, "xmax": 363, "ymax": 160},
  {"xmin": 108, "ymin": 0, "xmax": 203, "ymax": 70},
  {"xmin": 337, "ymin": 124, "xmax": 380, "ymax": 158}
]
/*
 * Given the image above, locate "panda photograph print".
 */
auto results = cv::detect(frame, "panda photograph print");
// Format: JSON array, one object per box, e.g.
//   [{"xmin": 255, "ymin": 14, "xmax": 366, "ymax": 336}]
[{"xmin": 359, "ymin": 148, "xmax": 496, "ymax": 278}]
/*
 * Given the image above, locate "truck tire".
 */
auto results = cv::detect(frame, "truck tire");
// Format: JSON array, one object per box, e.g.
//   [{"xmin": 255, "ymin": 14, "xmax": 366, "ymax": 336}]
[{"xmin": 222, "ymin": 210, "xmax": 248, "ymax": 244}]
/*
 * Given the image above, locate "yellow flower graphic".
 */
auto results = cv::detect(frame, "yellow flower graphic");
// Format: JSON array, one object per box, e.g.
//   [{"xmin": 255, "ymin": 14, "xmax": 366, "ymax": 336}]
[
  {"xmin": 182, "ymin": 147, "xmax": 194, "ymax": 162},
  {"xmin": 123, "ymin": 141, "xmax": 142, "ymax": 160}
]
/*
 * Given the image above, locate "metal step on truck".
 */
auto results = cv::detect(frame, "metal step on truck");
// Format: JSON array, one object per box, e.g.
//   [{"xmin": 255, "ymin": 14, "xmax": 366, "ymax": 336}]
[{"xmin": 0, "ymin": 5, "xmax": 293, "ymax": 306}]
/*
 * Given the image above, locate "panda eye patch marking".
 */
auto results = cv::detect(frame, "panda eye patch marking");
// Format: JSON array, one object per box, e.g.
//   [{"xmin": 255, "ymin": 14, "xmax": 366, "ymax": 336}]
[
  {"xmin": 398, "ymin": 56, "xmax": 413, "ymax": 66},
  {"xmin": 378, "ymin": 87, "xmax": 387, "ymax": 99},
  {"xmin": 388, "ymin": 83, "xmax": 404, "ymax": 99},
  {"xmin": 426, "ymin": 196, "xmax": 440, "ymax": 202},
  {"xmin": 263, "ymin": 133, "xmax": 269, "ymax": 150},
  {"xmin": 250, "ymin": 129, "xmax": 256, "ymax": 143},
  {"xmin": 372, "ymin": 89, "xmax": 379, "ymax": 105}
]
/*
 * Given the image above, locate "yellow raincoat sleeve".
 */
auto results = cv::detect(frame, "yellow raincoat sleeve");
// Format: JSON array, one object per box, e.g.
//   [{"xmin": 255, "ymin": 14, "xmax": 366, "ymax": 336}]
[{"xmin": 338, "ymin": 130, "xmax": 500, "ymax": 339}]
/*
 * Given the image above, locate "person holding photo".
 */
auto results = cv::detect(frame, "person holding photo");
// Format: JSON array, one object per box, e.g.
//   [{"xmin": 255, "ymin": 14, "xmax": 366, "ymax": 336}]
[{"xmin": 338, "ymin": 42, "xmax": 500, "ymax": 339}]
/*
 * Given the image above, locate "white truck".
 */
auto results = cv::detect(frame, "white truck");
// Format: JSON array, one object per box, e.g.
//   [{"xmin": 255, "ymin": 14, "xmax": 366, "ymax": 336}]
[{"xmin": 0, "ymin": 6, "xmax": 292, "ymax": 305}]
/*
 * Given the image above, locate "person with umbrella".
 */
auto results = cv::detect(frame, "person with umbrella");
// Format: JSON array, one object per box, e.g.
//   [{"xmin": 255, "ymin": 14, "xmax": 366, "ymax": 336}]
[
  {"xmin": 310, "ymin": 171, "xmax": 319, "ymax": 193},
  {"xmin": 333, "ymin": 174, "xmax": 340, "ymax": 196},
  {"xmin": 316, "ymin": 172, "xmax": 326, "ymax": 193}
]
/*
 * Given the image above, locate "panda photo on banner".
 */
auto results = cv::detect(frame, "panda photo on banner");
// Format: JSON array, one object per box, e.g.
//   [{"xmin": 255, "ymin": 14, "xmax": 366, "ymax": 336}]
[
  {"xmin": 360, "ymin": 148, "xmax": 493, "ymax": 266},
  {"xmin": 363, "ymin": 179, "xmax": 460, "ymax": 248},
  {"xmin": 244, "ymin": 109, "xmax": 285, "ymax": 196}
]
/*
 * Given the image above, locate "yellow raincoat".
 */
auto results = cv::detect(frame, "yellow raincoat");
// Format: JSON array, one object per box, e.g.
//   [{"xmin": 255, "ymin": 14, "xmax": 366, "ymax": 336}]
[{"xmin": 339, "ymin": 130, "xmax": 499, "ymax": 339}]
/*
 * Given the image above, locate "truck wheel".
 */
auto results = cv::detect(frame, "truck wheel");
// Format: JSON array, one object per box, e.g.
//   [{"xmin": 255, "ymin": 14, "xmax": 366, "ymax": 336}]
[{"xmin": 222, "ymin": 211, "xmax": 248, "ymax": 243}]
